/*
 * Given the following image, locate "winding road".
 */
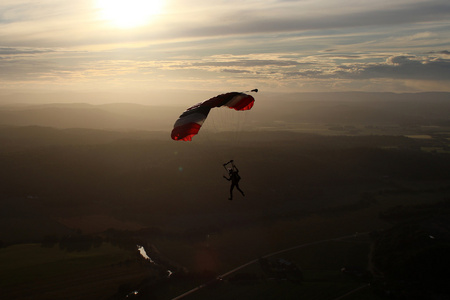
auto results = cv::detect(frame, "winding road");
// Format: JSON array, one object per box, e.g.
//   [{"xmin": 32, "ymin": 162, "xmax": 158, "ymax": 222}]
[{"xmin": 172, "ymin": 232, "xmax": 369, "ymax": 300}]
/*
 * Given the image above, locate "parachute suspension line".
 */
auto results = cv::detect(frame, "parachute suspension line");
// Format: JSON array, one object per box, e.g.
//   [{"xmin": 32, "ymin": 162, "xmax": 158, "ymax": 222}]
[
  {"xmin": 210, "ymin": 107, "xmax": 246, "ymax": 158},
  {"xmin": 199, "ymin": 113, "xmax": 226, "ymax": 163},
  {"xmin": 234, "ymin": 109, "xmax": 248, "ymax": 145},
  {"xmin": 191, "ymin": 108, "xmax": 244, "ymax": 165},
  {"xmin": 232, "ymin": 88, "xmax": 256, "ymax": 147},
  {"xmin": 170, "ymin": 90, "xmax": 257, "ymax": 173},
  {"xmin": 194, "ymin": 137, "xmax": 223, "ymax": 165}
]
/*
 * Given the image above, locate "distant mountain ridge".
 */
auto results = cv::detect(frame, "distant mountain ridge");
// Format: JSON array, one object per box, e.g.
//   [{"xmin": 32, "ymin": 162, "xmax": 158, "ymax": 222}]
[
  {"xmin": 1, "ymin": 92, "xmax": 450, "ymax": 130},
  {"xmin": 0, "ymin": 103, "xmax": 181, "ymax": 130}
]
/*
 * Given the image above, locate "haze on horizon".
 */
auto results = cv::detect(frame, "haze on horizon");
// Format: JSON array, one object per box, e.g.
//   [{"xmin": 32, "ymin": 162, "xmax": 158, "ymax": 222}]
[{"xmin": 1, "ymin": 0, "xmax": 450, "ymax": 105}]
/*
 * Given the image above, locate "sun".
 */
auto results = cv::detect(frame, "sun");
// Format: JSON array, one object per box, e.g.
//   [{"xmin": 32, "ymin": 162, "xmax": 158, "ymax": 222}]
[{"xmin": 96, "ymin": 0, "xmax": 164, "ymax": 28}]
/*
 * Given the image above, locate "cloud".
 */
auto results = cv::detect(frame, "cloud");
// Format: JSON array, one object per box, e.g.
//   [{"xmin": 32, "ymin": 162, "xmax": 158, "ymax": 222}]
[
  {"xmin": 192, "ymin": 59, "xmax": 304, "ymax": 68},
  {"xmin": 427, "ymin": 50, "xmax": 450, "ymax": 55},
  {"xmin": 1, "ymin": 0, "xmax": 450, "ymax": 48},
  {"xmin": 160, "ymin": 0, "xmax": 450, "ymax": 42},
  {"xmin": 286, "ymin": 55, "xmax": 450, "ymax": 81},
  {"xmin": 0, "ymin": 47, "xmax": 55, "ymax": 55},
  {"xmin": 1, "ymin": 0, "xmax": 450, "ymax": 93},
  {"xmin": 221, "ymin": 69, "xmax": 252, "ymax": 74},
  {"xmin": 347, "ymin": 56, "xmax": 450, "ymax": 80}
]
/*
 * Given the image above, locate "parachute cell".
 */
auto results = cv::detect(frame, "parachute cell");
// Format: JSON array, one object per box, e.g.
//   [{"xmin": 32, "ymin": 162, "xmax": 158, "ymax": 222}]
[{"xmin": 171, "ymin": 92, "xmax": 255, "ymax": 141}]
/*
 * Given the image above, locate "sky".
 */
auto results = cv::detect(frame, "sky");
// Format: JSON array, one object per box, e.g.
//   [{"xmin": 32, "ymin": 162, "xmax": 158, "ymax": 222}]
[{"xmin": 1, "ymin": 0, "xmax": 450, "ymax": 102}]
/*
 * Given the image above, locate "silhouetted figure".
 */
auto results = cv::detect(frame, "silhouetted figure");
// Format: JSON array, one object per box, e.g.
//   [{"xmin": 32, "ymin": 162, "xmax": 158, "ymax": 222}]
[{"xmin": 223, "ymin": 160, "xmax": 245, "ymax": 200}]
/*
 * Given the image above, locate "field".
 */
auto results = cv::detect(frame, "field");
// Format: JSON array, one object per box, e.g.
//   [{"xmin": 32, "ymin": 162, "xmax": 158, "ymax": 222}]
[
  {"xmin": 1, "ymin": 95, "xmax": 450, "ymax": 299},
  {"xmin": 0, "ymin": 243, "xmax": 150, "ymax": 299},
  {"xmin": 172, "ymin": 235, "xmax": 374, "ymax": 300},
  {"xmin": 146, "ymin": 187, "xmax": 449, "ymax": 299}
]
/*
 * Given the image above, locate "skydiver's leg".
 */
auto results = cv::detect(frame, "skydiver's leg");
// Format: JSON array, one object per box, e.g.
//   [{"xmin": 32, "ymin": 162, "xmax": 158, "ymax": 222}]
[
  {"xmin": 229, "ymin": 183, "xmax": 235, "ymax": 200},
  {"xmin": 236, "ymin": 183, "xmax": 245, "ymax": 196}
]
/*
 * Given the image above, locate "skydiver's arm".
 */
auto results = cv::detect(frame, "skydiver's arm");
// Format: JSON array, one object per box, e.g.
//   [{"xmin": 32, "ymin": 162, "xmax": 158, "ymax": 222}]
[{"xmin": 223, "ymin": 175, "xmax": 231, "ymax": 181}]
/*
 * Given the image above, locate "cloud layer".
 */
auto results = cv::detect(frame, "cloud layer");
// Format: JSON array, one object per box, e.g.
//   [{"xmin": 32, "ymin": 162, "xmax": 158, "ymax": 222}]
[{"xmin": 1, "ymin": 0, "xmax": 450, "ymax": 95}]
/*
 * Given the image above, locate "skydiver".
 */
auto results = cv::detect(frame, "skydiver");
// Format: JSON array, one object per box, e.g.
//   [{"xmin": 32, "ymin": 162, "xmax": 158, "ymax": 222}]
[{"xmin": 223, "ymin": 160, "xmax": 245, "ymax": 200}]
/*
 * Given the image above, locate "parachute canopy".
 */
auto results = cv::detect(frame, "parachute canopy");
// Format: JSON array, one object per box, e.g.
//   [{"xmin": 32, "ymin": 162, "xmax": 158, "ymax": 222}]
[{"xmin": 171, "ymin": 92, "xmax": 255, "ymax": 141}]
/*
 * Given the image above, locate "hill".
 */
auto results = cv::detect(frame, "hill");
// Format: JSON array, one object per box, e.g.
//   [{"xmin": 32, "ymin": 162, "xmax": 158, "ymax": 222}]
[
  {"xmin": 1, "ymin": 92, "xmax": 450, "ymax": 299},
  {"xmin": 1, "ymin": 92, "xmax": 450, "ymax": 130},
  {"xmin": 1, "ymin": 126, "xmax": 450, "ymax": 244}
]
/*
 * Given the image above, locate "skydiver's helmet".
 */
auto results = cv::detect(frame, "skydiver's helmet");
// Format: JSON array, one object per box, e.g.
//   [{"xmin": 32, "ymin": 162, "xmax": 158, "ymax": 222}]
[{"xmin": 228, "ymin": 168, "xmax": 233, "ymax": 174}]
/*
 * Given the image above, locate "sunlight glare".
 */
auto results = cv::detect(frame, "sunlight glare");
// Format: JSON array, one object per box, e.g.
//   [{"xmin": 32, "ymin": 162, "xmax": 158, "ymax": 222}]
[{"xmin": 96, "ymin": 0, "xmax": 164, "ymax": 28}]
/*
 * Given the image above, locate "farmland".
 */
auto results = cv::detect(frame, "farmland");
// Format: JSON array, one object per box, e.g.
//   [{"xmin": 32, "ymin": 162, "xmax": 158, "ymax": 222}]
[{"xmin": 1, "ymin": 95, "xmax": 450, "ymax": 299}]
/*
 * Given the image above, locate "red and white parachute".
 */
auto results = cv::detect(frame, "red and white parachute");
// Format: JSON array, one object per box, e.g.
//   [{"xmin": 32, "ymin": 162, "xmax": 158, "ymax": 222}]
[{"xmin": 171, "ymin": 91, "xmax": 256, "ymax": 141}]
